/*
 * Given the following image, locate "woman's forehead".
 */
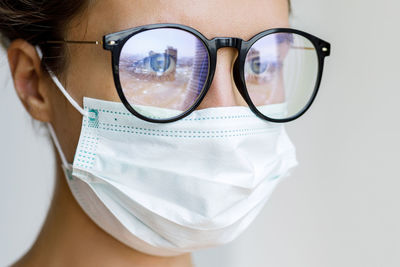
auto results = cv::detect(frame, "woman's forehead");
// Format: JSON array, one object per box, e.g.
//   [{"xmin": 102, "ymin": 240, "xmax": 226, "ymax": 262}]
[{"xmin": 68, "ymin": 0, "xmax": 289, "ymax": 41}]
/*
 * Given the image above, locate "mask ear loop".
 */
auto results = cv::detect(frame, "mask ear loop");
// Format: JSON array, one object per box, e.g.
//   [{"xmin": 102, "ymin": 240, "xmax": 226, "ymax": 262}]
[
  {"xmin": 34, "ymin": 46, "xmax": 89, "ymax": 117},
  {"xmin": 47, "ymin": 123, "xmax": 72, "ymax": 172},
  {"xmin": 35, "ymin": 46, "xmax": 86, "ymax": 173}
]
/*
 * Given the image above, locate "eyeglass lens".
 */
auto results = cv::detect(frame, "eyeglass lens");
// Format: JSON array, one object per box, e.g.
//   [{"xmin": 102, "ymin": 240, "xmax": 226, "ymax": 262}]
[
  {"xmin": 245, "ymin": 33, "xmax": 319, "ymax": 120},
  {"xmin": 119, "ymin": 28, "xmax": 209, "ymax": 120},
  {"xmin": 119, "ymin": 28, "xmax": 319, "ymax": 121}
]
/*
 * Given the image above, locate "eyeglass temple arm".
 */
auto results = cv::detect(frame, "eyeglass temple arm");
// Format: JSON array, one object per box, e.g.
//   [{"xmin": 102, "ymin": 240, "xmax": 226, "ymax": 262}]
[
  {"xmin": 291, "ymin": 46, "xmax": 315, "ymax": 50},
  {"xmin": 41, "ymin": 40, "xmax": 103, "ymax": 45}
]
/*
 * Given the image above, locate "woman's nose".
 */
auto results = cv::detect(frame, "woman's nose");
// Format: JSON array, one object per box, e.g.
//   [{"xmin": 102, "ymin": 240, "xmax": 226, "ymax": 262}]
[{"xmin": 196, "ymin": 48, "xmax": 246, "ymax": 109}]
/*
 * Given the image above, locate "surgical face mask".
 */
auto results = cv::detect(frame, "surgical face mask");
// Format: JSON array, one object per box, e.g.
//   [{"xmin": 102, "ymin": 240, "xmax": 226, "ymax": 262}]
[{"xmin": 37, "ymin": 47, "xmax": 298, "ymax": 256}]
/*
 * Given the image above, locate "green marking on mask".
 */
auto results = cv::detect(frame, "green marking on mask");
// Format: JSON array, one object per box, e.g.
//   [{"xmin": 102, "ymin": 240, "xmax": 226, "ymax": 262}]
[
  {"xmin": 270, "ymin": 175, "xmax": 280, "ymax": 180},
  {"xmin": 65, "ymin": 168, "xmax": 73, "ymax": 181},
  {"xmin": 88, "ymin": 109, "xmax": 99, "ymax": 128}
]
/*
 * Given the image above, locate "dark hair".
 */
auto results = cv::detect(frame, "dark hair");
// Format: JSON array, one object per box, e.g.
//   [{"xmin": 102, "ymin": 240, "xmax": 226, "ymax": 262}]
[
  {"xmin": 0, "ymin": 0, "xmax": 89, "ymax": 74},
  {"xmin": 0, "ymin": 0, "xmax": 291, "ymax": 74}
]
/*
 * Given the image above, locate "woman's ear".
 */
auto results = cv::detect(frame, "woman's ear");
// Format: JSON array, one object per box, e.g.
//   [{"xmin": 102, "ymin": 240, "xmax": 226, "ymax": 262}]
[{"xmin": 7, "ymin": 39, "xmax": 53, "ymax": 122}]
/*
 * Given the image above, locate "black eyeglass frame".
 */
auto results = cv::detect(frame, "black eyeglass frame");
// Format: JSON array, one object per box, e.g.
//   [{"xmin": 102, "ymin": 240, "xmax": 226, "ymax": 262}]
[{"xmin": 45, "ymin": 23, "xmax": 331, "ymax": 123}]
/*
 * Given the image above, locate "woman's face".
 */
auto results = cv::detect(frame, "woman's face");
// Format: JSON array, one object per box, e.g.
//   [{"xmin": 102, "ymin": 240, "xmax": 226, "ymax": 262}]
[{"xmin": 49, "ymin": 0, "xmax": 289, "ymax": 161}]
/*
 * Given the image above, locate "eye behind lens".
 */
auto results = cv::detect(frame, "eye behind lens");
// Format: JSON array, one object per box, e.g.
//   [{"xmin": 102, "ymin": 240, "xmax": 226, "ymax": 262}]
[
  {"xmin": 150, "ymin": 53, "xmax": 172, "ymax": 73},
  {"xmin": 250, "ymin": 58, "xmax": 267, "ymax": 74}
]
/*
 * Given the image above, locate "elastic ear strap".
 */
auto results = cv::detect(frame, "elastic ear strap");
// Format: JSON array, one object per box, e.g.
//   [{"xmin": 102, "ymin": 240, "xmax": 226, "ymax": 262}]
[
  {"xmin": 35, "ymin": 46, "xmax": 89, "ymax": 117},
  {"xmin": 47, "ymin": 123, "xmax": 71, "ymax": 170}
]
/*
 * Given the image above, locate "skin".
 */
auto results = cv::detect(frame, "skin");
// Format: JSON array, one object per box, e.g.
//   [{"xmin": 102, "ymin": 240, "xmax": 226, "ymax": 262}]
[{"xmin": 7, "ymin": 0, "xmax": 289, "ymax": 266}]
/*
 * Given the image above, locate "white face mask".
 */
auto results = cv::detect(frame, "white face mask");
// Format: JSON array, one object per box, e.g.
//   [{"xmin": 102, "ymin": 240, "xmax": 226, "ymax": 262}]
[{"xmin": 37, "ymin": 47, "xmax": 298, "ymax": 256}]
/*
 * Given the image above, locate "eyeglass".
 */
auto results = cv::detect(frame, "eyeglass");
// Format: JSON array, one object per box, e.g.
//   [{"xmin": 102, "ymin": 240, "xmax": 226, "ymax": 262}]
[{"xmin": 43, "ymin": 23, "xmax": 331, "ymax": 123}]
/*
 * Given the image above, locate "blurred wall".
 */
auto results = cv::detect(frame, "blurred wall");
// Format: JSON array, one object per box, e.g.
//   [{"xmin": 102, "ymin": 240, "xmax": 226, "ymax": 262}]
[{"xmin": 1, "ymin": 0, "xmax": 400, "ymax": 266}]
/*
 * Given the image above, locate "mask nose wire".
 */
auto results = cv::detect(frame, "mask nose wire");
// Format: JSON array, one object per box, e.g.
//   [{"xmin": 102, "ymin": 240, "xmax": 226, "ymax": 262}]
[
  {"xmin": 35, "ymin": 46, "xmax": 78, "ymax": 170},
  {"xmin": 34, "ymin": 46, "xmax": 89, "ymax": 117}
]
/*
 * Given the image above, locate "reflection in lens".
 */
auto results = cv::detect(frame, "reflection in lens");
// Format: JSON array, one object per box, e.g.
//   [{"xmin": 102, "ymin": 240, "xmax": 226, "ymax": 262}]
[
  {"xmin": 244, "ymin": 32, "xmax": 319, "ymax": 120},
  {"xmin": 119, "ymin": 28, "xmax": 210, "ymax": 120}
]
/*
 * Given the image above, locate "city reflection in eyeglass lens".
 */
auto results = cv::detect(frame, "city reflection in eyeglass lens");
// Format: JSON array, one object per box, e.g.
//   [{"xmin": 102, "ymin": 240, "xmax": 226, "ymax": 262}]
[{"xmin": 119, "ymin": 29, "xmax": 209, "ymax": 112}]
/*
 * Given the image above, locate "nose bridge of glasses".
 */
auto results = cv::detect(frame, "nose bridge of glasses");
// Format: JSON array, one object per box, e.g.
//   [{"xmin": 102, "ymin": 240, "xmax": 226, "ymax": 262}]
[
  {"xmin": 209, "ymin": 37, "xmax": 250, "ymax": 107},
  {"xmin": 212, "ymin": 37, "xmax": 243, "ymax": 50}
]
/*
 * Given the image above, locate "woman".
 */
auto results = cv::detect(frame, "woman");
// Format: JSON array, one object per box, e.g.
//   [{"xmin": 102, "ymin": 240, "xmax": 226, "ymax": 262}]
[{"xmin": 0, "ymin": 0, "xmax": 330, "ymax": 266}]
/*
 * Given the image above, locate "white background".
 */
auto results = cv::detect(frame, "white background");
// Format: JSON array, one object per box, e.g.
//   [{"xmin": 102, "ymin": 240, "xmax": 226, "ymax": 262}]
[{"xmin": 1, "ymin": 0, "xmax": 400, "ymax": 266}]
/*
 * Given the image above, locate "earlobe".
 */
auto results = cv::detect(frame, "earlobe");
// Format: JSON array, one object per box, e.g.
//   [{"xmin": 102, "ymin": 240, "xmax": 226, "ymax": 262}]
[{"xmin": 7, "ymin": 39, "xmax": 52, "ymax": 122}]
